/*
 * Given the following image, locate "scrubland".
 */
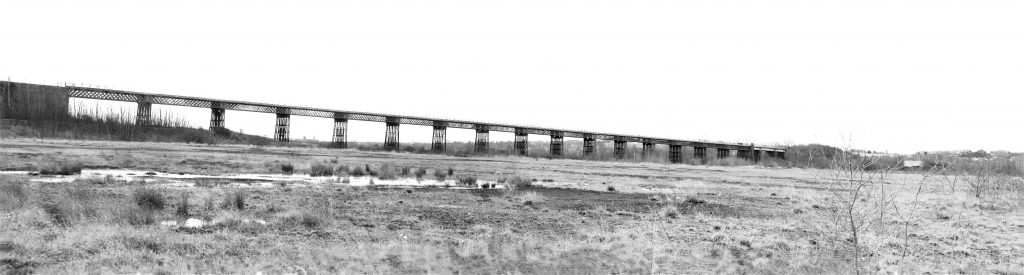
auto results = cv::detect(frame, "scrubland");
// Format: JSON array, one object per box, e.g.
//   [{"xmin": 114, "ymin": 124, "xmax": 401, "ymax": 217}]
[{"xmin": 1, "ymin": 138, "xmax": 1022, "ymax": 274}]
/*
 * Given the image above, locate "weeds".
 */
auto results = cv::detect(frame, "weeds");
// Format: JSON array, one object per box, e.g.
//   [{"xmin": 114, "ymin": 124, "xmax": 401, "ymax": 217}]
[
  {"xmin": 336, "ymin": 165, "xmax": 350, "ymax": 175},
  {"xmin": 280, "ymin": 163, "xmax": 295, "ymax": 174},
  {"xmin": 350, "ymin": 166, "xmax": 366, "ymax": 177},
  {"xmin": 133, "ymin": 187, "xmax": 166, "ymax": 211},
  {"xmin": 41, "ymin": 184, "xmax": 98, "ymax": 226},
  {"xmin": 0, "ymin": 176, "xmax": 29, "ymax": 211},
  {"xmin": 310, "ymin": 163, "xmax": 334, "ymax": 177},
  {"xmin": 415, "ymin": 168, "xmax": 427, "ymax": 179},
  {"xmin": 176, "ymin": 192, "xmax": 191, "ymax": 217},
  {"xmin": 377, "ymin": 165, "xmax": 397, "ymax": 180},
  {"xmin": 39, "ymin": 159, "xmax": 84, "ymax": 175},
  {"xmin": 433, "ymin": 169, "xmax": 447, "ymax": 181},
  {"xmin": 512, "ymin": 191, "xmax": 546, "ymax": 205},
  {"xmin": 222, "ymin": 190, "xmax": 246, "ymax": 210},
  {"xmin": 457, "ymin": 176, "xmax": 477, "ymax": 186}
]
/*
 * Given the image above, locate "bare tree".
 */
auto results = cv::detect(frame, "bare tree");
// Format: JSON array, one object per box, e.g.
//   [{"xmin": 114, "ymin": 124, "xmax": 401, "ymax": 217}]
[{"xmin": 817, "ymin": 149, "xmax": 898, "ymax": 274}]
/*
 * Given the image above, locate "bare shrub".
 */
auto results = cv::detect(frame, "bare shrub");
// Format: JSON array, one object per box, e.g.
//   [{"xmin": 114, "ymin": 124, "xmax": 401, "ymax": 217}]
[
  {"xmin": 350, "ymin": 166, "xmax": 366, "ymax": 177},
  {"xmin": 433, "ymin": 169, "xmax": 447, "ymax": 181},
  {"xmin": 310, "ymin": 163, "xmax": 334, "ymax": 177},
  {"xmin": 456, "ymin": 176, "xmax": 477, "ymax": 186},
  {"xmin": 813, "ymin": 149, "xmax": 900, "ymax": 274},
  {"xmin": 377, "ymin": 165, "xmax": 397, "ymax": 180},
  {"xmin": 957, "ymin": 161, "xmax": 1001, "ymax": 199},
  {"xmin": 415, "ymin": 168, "xmax": 427, "ymax": 179},
  {"xmin": 502, "ymin": 175, "xmax": 533, "ymax": 197},
  {"xmin": 400, "ymin": 166, "xmax": 410, "ymax": 176},
  {"xmin": 507, "ymin": 176, "xmax": 532, "ymax": 188},
  {"xmin": 39, "ymin": 159, "xmax": 84, "ymax": 175},
  {"xmin": 280, "ymin": 162, "xmax": 295, "ymax": 174},
  {"xmin": 335, "ymin": 165, "xmax": 350, "ymax": 175}
]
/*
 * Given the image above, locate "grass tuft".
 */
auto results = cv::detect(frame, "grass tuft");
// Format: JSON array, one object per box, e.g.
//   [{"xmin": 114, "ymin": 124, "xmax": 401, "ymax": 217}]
[
  {"xmin": 280, "ymin": 163, "xmax": 295, "ymax": 174},
  {"xmin": 176, "ymin": 192, "xmax": 191, "ymax": 217},
  {"xmin": 310, "ymin": 163, "xmax": 334, "ymax": 177},
  {"xmin": 133, "ymin": 187, "xmax": 166, "ymax": 211},
  {"xmin": 222, "ymin": 190, "xmax": 246, "ymax": 210}
]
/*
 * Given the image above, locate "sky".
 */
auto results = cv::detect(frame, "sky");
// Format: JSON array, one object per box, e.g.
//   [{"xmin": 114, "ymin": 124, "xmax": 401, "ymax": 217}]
[{"xmin": 2, "ymin": 0, "xmax": 1022, "ymax": 154}]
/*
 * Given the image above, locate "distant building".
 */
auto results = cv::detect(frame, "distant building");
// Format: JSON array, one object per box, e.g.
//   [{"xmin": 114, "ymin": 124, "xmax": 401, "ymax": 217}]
[{"xmin": 903, "ymin": 160, "xmax": 923, "ymax": 168}]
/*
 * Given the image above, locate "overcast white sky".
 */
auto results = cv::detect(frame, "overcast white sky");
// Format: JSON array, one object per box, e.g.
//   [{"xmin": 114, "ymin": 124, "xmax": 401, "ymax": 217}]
[{"xmin": 2, "ymin": 0, "xmax": 1022, "ymax": 153}]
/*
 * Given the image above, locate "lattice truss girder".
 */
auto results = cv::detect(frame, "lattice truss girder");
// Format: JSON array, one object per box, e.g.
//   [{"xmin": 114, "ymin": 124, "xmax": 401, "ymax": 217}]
[{"xmin": 63, "ymin": 85, "xmax": 786, "ymax": 153}]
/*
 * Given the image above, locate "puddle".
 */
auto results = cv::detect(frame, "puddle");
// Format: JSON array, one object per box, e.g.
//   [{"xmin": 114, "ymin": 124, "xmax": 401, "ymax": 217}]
[{"xmin": 3, "ymin": 169, "xmax": 511, "ymax": 189}]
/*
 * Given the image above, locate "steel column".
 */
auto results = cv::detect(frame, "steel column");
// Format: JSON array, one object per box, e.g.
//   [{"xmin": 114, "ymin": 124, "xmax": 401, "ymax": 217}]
[
  {"xmin": 613, "ymin": 139, "xmax": 626, "ymax": 159},
  {"xmin": 274, "ymin": 113, "xmax": 290, "ymax": 142},
  {"xmin": 583, "ymin": 135, "xmax": 596, "ymax": 156},
  {"xmin": 550, "ymin": 131, "xmax": 563, "ymax": 156},
  {"xmin": 136, "ymin": 102, "xmax": 152, "ymax": 126},
  {"xmin": 694, "ymin": 146, "xmax": 707, "ymax": 159},
  {"xmin": 209, "ymin": 107, "xmax": 225, "ymax": 130},
  {"xmin": 474, "ymin": 127, "xmax": 489, "ymax": 153},
  {"xmin": 332, "ymin": 118, "xmax": 348, "ymax": 148},
  {"xmin": 514, "ymin": 129, "xmax": 528, "ymax": 156},
  {"xmin": 717, "ymin": 148, "xmax": 730, "ymax": 159},
  {"xmin": 384, "ymin": 117, "xmax": 400, "ymax": 151},
  {"xmin": 753, "ymin": 150, "xmax": 762, "ymax": 162},
  {"xmin": 669, "ymin": 144, "xmax": 683, "ymax": 164},
  {"xmin": 642, "ymin": 139, "xmax": 655, "ymax": 159},
  {"xmin": 432, "ymin": 126, "xmax": 447, "ymax": 153}
]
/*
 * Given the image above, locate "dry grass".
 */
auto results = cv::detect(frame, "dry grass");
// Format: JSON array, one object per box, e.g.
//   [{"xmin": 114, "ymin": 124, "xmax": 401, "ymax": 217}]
[
  {"xmin": 1, "ymin": 139, "xmax": 1022, "ymax": 274},
  {"xmin": 309, "ymin": 162, "xmax": 334, "ymax": 177},
  {"xmin": 0, "ymin": 176, "xmax": 29, "ymax": 211},
  {"xmin": 39, "ymin": 159, "xmax": 84, "ymax": 175}
]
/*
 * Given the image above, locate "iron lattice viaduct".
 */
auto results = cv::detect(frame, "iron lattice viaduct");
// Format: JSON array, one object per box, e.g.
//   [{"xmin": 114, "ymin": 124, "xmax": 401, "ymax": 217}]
[{"xmin": 0, "ymin": 81, "xmax": 785, "ymax": 162}]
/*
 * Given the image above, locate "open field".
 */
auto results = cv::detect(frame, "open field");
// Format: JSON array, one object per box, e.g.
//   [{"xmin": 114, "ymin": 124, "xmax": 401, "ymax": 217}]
[{"xmin": 1, "ymin": 138, "xmax": 1023, "ymax": 274}]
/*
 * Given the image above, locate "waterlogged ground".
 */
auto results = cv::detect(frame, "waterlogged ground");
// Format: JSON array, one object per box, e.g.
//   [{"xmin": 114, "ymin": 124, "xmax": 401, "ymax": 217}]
[
  {"xmin": 1, "ymin": 138, "xmax": 1023, "ymax": 274},
  {"xmin": 1, "ymin": 169, "xmax": 509, "ymax": 189}
]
